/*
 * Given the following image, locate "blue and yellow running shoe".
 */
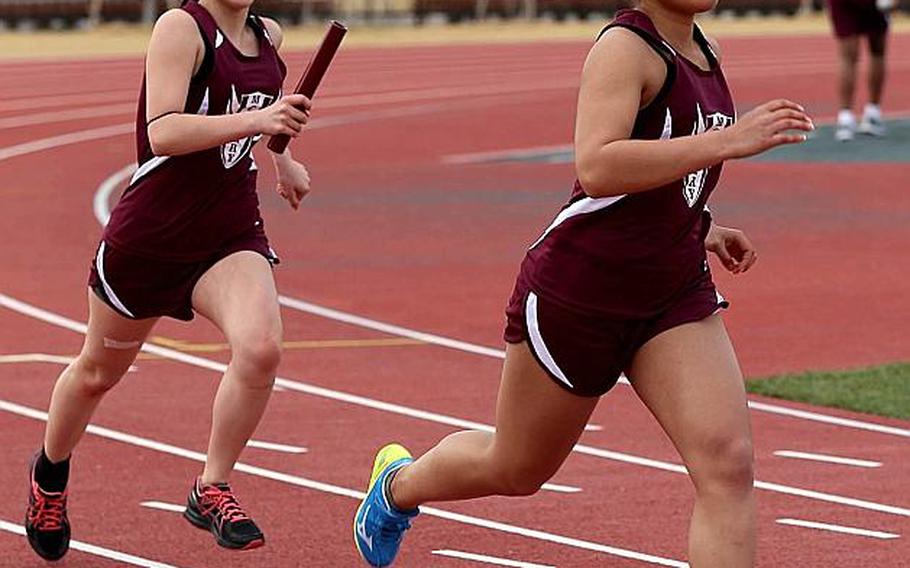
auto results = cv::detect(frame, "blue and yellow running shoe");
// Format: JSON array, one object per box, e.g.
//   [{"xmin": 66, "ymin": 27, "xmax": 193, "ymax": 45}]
[{"xmin": 354, "ymin": 443, "xmax": 419, "ymax": 567}]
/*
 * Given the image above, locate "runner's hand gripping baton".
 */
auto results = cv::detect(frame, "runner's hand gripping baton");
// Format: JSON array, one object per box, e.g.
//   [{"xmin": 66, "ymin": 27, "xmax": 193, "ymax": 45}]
[{"xmin": 267, "ymin": 21, "xmax": 347, "ymax": 154}]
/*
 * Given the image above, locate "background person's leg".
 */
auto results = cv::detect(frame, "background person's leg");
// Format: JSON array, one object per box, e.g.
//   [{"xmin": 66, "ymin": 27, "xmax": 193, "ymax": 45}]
[
  {"xmin": 860, "ymin": 32, "xmax": 888, "ymax": 135},
  {"xmin": 835, "ymin": 36, "xmax": 860, "ymax": 140}
]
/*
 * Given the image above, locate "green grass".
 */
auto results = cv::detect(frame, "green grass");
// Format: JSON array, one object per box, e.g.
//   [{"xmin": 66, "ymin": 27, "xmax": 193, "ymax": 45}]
[{"xmin": 746, "ymin": 362, "xmax": 910, "ymax": 421}]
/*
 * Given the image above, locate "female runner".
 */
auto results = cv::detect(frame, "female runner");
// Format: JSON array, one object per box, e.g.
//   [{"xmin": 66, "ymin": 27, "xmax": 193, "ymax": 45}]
[
  {"xmin": 354, "ymin": 1, "xmax": 813, "ymax": 566},
  {"xmin": 26, "ymin": 0, "xmax": 310, "ymax": 558}
]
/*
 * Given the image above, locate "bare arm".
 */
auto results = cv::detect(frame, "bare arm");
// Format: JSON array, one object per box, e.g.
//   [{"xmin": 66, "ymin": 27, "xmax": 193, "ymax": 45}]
[
  {"xmin": 145, "ymin": 10, "xmax": 309, "ymax": 156},
  {"xmin": 261, "ymin": 16, "xmax": 284, "ymax": 50},
  {"xmin": 262, "ymin": 17, "xmax": 312, "ymax": 210},
  {"xmin": 574, "ymin": 29, "xmax": 813, "ymax": 198}
]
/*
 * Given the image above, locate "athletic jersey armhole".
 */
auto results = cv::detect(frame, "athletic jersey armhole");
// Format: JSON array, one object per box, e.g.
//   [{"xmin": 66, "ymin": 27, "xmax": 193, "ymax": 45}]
[
  {"xmin": 188, "ymin": 17, "xmax": 214, "ymax": 83},
  {"xmin": 597, "ymin": 23, "xmax": 677, "ymax": 112},
  {"xmin": 248, "ymin": 14, "xmax": 272, "ymax": 45}
]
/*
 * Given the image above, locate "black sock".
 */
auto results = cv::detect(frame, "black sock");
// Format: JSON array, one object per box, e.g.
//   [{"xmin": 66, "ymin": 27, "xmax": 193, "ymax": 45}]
[
  {"xmin": 34, "ymin": 449, "xmax": 70, "ymax": 493},
  {"xmin": 382, "ymin": 468, "xmax": 411, "ymax": 514}
]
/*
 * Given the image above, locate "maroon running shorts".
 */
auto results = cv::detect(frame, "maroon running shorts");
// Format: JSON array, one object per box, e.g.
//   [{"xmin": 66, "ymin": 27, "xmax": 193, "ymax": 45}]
[
  {"xmin": 504, "ymin": 274, "xmax": 728, "ymax": 397},
  {"xmin": 828, "ymin": 0, "xmax": 889, "ymax": 38},
  {"xmin": 88, "ymin": 228, "xmax": 278, "ymax": 322}
]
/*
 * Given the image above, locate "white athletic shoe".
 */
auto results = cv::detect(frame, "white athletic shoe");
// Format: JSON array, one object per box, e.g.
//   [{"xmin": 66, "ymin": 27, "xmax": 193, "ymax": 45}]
[
  {"xmin": 835, "ymin": 109, "xmax": 856, "ymax": 142},
  {"xmin": 858, "ymin": 104, "xmax": 886, "ymax": 137}
]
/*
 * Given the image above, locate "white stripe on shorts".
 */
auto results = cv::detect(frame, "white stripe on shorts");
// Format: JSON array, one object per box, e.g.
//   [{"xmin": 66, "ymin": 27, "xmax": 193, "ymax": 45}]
[
  {"xmin": 525, "ymin": 292, "xmax": 574, "ymax": 389},
  {"xmin": 95, "ymin": 242, "xmax": 136, "ymax": 318}
]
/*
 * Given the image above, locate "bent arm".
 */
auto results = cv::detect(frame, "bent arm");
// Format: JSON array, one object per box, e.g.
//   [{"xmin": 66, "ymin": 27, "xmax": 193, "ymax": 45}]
[
  {"xmin": 574, "ymin": 29, "xmax": 731, "ymax": 198},
  {"xmin": 145, "ymin": 10, "xmax": 262, "ymax": 156}
]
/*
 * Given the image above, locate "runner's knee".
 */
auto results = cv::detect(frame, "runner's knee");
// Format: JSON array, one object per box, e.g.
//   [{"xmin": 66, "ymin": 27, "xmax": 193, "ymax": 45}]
[
  {"xmin": 868, "ymin": 35, "xmax": 886, "ymax": 57},
  {"xmin": 691, "ymin": 435, "xmax": 754, "ymax": 496},
  {"xmin": 492, "ymin": 457, "xmax": 556, "ymax": 497},
  {"xmin": 231, "ymin": 329, "xmax": 282, "ymax": 382},
  {"xmin": 839, "ymin": 40, "xmax": 860, "ymax": 63},
  {"xmin": 74, "ymin": 352, "xmax": 130, "ymax": 395}
]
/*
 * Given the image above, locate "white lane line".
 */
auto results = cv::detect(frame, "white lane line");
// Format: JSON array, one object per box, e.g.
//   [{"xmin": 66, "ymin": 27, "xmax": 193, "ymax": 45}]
[
  {"xmin": 776, "ymin": 518, "xmax": 900, "ymax": 540},
  {"xmin": 539, "ymin": 482, "xmax": 581, "ymax": 494},
  {"xmin": 0, "ymin": 103, "xmax": 135, "ymax": 131},
  {"xmin": 584, "ymin": 424, "xmax": 604, "ymax": 432},
  {"xmin": 774, "ymin": 450, "xmax": 882, "ymax": 468},
  {"xmin": 94, "ymin": 162, "xmax": 136, "ymax": 225},
  {"xmin": 0, "ymin": 89, "xmax": 136, "ymax": 112},
  {"xmin": 748, "ymin": 401, "xmax": 910, "ymax": 439},
  {"xmin": 0, "ymin": 399, "xmax": 687, "ymax": 567},
  {"xmin": 0, "ymin": 122, "xmax": 134, "ymax": 163},
  {"xmin": 2, "ymin": 292, "xmax": 908, "ymax": 519},
  {"xmin": 278, "ymin": 295, "xmax": 507, "ymax": 359},
  {"xmin": 4, "ymin": 88, "xmax": 546, "ymax": 170},
  {"xmin": 0, "ymin": 353, "xmax": 75, "ymax": 365},
  {"xmin": 246, "ymin": 440, "xmax": 309, "ymax": 454},
  {"xmin": 278, "ymin": 297, "xmax": 910, "ymax": 438},
  {"xmin": 0, "ymin": 79, "xmax": 574, "ymax": 142},
  {"xmin": 432, "ymin": 549, "xmax": 555, "ymax": 567},
  {"xmin": 446, "ymin": 144, "xmax": 573, "ymax": 164},
  {"xmin": 0, "ymin": 353, "xmax": 137, "ymax": 372},
  {"xmin": 0, "ymin": 519, "xmax": 181, "ymax": 567},
  {"xmin": 140, "ymin": 501, "xmax": 186, "ymax": 514}
]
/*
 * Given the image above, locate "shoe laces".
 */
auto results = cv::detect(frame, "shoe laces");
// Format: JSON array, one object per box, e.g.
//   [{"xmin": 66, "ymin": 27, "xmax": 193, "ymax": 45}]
[
  {"xmin": 30, "ymin": 487, "xmax": 66, "ymax": 530},
  {"xmin": 378, "ymin": 515, "xmax": 412, "ymax": 544},
  {"xmin": 199, "ymin": 484, "xmax": 250, "ymax": 523}
]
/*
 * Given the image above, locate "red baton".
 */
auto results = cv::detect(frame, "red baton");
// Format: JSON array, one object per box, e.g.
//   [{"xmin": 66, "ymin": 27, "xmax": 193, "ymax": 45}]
[{"xmin": 267, "ymin": 20, "xmax": 347, "ymax": 154}]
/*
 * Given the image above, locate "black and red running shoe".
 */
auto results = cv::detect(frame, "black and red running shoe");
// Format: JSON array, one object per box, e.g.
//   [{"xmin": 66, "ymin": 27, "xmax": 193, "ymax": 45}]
[
  {"xmin": 25, "ymin": 454, "xmax": 70, "ymax": 561},
  {"xmin": 183, "ymin": 477, "xmax": 264, "ymax": 550}
]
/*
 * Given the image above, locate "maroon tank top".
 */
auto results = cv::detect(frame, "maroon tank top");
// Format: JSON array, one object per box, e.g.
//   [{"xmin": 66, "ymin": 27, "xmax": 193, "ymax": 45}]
[
  {"xmin": 104, "ymin": 0, "xmax": 287, "ymax": 261},
  {"xmin": 519, "ymin": 9, "xmax": 736, "ymax": 319}
]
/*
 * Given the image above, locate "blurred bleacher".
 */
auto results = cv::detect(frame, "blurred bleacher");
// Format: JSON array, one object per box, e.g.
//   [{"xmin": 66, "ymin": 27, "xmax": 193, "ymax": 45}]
[{"xmin": 0, "ymin": 0, "xmax": 905, "ymax": 29}]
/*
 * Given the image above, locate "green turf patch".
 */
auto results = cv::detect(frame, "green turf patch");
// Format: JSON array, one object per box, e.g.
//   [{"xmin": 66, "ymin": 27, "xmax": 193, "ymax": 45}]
[
  {"xmin": 752, "ymin": 118, "xmax": 910, "ymax": 163},
  {"xmin": 747, "ymin": 362, "xmax": 910, "ymax": 421}
]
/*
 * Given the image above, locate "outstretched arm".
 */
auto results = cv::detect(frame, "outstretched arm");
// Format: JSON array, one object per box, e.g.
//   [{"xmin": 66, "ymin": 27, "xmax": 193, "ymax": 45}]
[{"xmin": 574, "ymin": 29, "xmax": 814, "ymax": 198}]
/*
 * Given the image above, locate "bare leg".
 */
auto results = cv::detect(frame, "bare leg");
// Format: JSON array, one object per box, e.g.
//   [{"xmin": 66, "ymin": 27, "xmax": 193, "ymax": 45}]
[
  {"xmin": 627, "ymin": 315, "xmax": 755, "ymax": 568},
  {"xmin": 867, "ymin": 33, "xmax": 887, "ymax": 105},
  {"xmin": 44, "ymin": 290, "xmax": 157, "ymax": 462},
  {"xmin": 192, "ymin": 251, "xmax": 282, "ymax": 484},
  {"xmin": 391, "ymin": 341, "xmax": 597, "ymax": 509},
  {"xmin": 837, "ymin": 36, "xmax": 860, "ymax": 111}
]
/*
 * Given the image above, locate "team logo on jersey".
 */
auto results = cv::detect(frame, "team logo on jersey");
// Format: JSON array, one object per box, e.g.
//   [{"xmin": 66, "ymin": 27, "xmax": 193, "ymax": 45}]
[
  {"xmin": 682, "ymin": 104, "xmax": 734, "ymax": 207},
  {"xmin": 221, "ymin": 85, "xmax": 276, "ymax": 169}
]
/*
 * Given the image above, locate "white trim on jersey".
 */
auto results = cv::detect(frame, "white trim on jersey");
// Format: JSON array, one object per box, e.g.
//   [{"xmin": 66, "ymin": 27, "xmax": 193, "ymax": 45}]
[
  {"xmin": 660, "ymin": 108, "xmax": 673, "ymax": 140},
  {"xmin": 131, "ymin": 88, "xmax": 209, "ymax": 186},
  {"xmin": 696, "ymin": 24, "xmax": 717, "ymax": 60},
  {"xmin": 529, "ymin": 195, "xmax": 626, "ymax": 250},
  {"xmin": 525, "ymin": 292, "xmax": 574, "ymax": 390},
  {"xmin": 197, "ymin": 88, "xmax": 210, "ymax": 116},
  {"xmin": 129, "ymin": 155, "xmax": 169, "ymax": 185},
  {"xmin": 95, "ymin": 242, "xmax": 136, "ymax": 318},
  {"xmin": 214, "ymin": 30, "xmax": 224, "ymax": 49},
  {"xmin": 712, "ymin": 289, "xmax": 728, "ymax": 315}
]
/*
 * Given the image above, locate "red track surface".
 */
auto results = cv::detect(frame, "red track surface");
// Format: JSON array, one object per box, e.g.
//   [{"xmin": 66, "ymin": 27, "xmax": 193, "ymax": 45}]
[{"xmin": 1, "ymin": 31, "xmax": 909, "ymax": 568}]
